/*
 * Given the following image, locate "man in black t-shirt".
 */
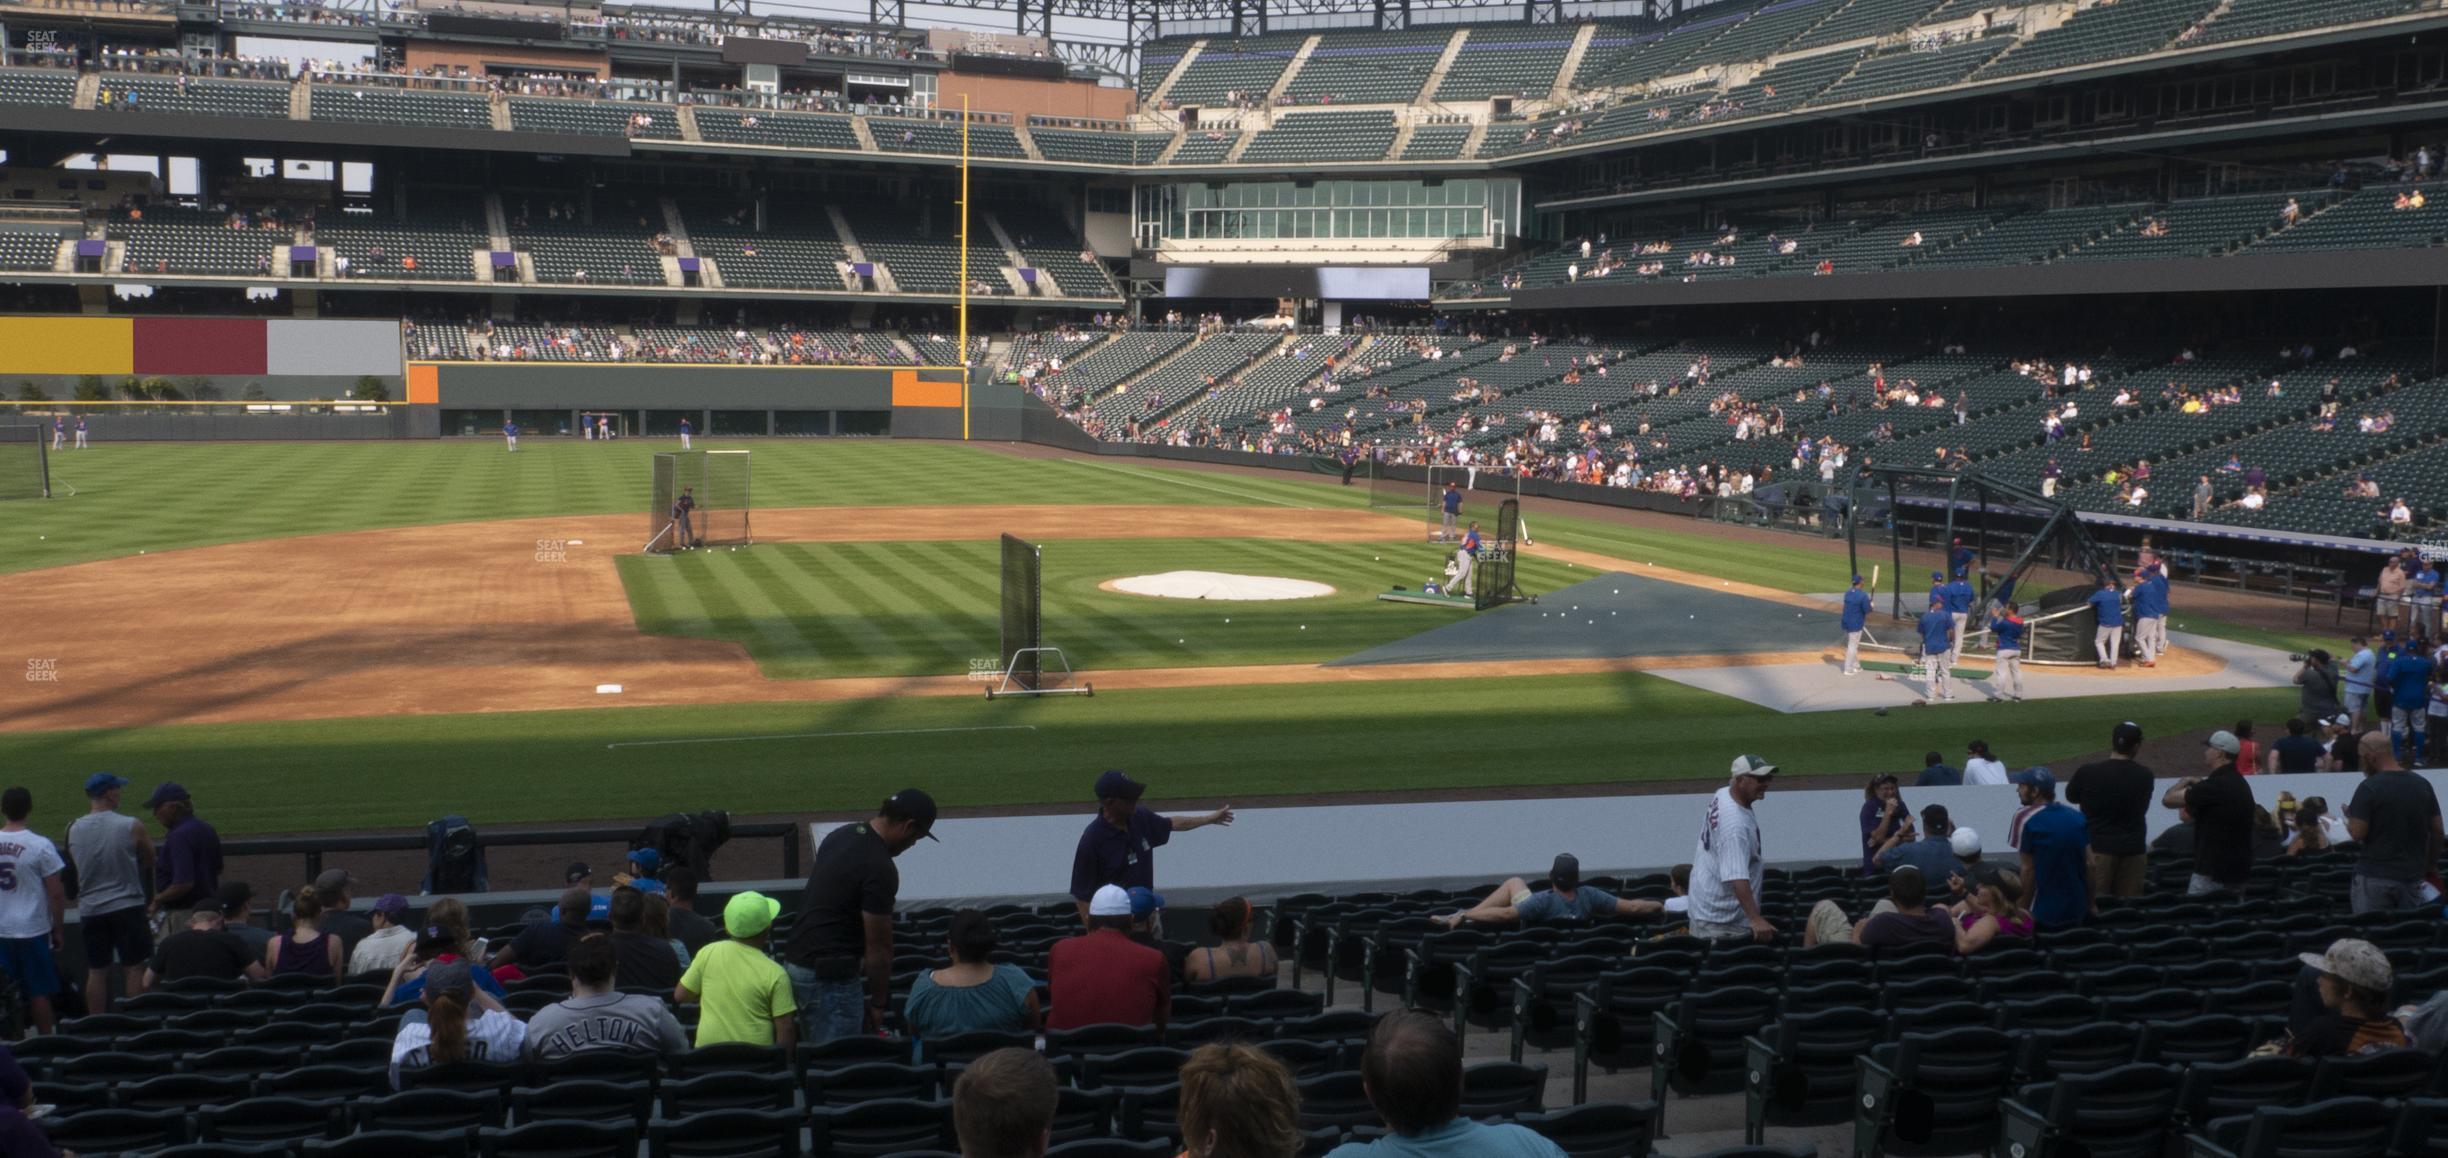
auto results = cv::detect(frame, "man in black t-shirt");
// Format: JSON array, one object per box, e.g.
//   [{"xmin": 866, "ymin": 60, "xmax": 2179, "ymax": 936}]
[
  {"xmin": 2066, "ymin": 721, "xmax": 2155, "ymax": 898},
  {"xmin": 2267, "ymin": 718, "xmax": 2328, "ymax": 774},
  {"xmin": 146, "ymin": 909, "xmax": 267, "ymax": 986},
  {"xmin": 662, "ymin": 867, "xmax": 721, "ymax": 954},
  {"xmin": 783, "ymin": 789, "xmax": 937, "ymax": 1044},
  {"xmin": 606, "ymin": 885, "xmax": 680, "ymax": 993},
  {"xmin": 492, "ymin": 887, "xmax": 593, "ymax": 972},
  {"xmin": 2347, "ymin": 761, "xmax": 2443, "ymax": 913},
  {"xmin": 2163, "ymin": 731, "xmax": 2255, "ymax": 895}
]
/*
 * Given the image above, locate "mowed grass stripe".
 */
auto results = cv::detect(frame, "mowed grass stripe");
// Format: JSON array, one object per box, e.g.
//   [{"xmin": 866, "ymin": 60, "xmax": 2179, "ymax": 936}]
[
  {"xmin": 744, "ymin": 545, "xmax": 899, "ymax": 666},
  {"xmin": 792, "ymin": 544, "xmax": 955, "ymax": 671},
  {"xmin": 855, "ymin": 542, "xmax": 1006, "ymax": 664},
  {"xmin": 891, "ymin": 541, "xmax": 1005, "ymax": 645},
  {"xmin": 701, "ymin": 548, "xmax": 837, "ymax": 662}
]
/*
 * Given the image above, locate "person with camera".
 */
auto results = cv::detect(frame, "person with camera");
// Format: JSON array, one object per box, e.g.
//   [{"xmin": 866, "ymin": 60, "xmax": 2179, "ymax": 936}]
[{"xmin": 1860, "ymin": 775, "xmax": 1907, "ymax": 876}]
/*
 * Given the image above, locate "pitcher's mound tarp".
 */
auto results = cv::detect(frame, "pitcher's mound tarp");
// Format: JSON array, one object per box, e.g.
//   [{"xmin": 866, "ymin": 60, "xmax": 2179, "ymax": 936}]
[{"xmin": 1328, "ymin": 571, "xmax": 1830, "ymax": 667}]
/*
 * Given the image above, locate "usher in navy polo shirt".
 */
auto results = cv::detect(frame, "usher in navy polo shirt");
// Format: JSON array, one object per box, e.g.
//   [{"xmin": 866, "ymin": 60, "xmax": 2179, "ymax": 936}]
[{"xmin": 1070, "ymin": 806, "xmax": 1170, "ymax": 901}]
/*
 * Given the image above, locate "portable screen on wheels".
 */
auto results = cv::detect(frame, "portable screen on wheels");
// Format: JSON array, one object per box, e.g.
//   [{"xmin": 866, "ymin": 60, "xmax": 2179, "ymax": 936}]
[
  {"xmin": 0, "ymin": 425, "xmax": 48, "ymax": 501},
  {"xmin": 1477, "ymin": 498, "xmax": 1524, "ymax": 611},
  {"xmin": 1000, "ymin": 533, "xmax": 1043, "ymax": 691}
]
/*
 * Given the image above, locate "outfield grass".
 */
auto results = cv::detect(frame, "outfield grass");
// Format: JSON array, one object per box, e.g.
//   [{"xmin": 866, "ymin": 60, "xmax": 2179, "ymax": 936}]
[
  {"xmin": 7, "ymin": 440, "xmax": 1346, "ymax": 574},
  {"xmin": 0, "ymin": 679, "xmax": 2296, "ymax": 835},
  {"xmin": 618, "ymin": 537, "xmax": 1577, "ymax": 678}
]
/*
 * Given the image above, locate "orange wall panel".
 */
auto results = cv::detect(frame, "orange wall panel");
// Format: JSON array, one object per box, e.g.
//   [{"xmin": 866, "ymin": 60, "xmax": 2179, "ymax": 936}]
[
  {"xmin": 0, "ymin": 317, "xmax": 133, "ymax": 375},
  {"xmin": 405, "ymin": 363, "xmax": 440, "ymax": 405},
  {"xmin": 890, "ymin": 370, "xmax": 963, "ymax": 408}
]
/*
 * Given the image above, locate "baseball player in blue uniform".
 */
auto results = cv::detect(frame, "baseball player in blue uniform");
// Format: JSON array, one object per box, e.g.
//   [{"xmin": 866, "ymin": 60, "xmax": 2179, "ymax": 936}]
[
  {"xmin": 1942, "ymin": 569, "xmax": 1977, "ymax": 664},
  {"xmin": 1439, "ymin": 482, "xmax": 1462, "ymax": 542},
  {"xmin": 671, "ymin": 486, "xmax": 697, "ymax": 550},
  {"xmin": 1926, "ymin": 570, "xmax": 1947, "ymax": 613},
  {"xmin": 1840, "ymin": 573, "xmax": 1871, "ymax": 675},
  {"xmin": 2087, "ymin": 577, "xmax": 2125, "ymax": 669},
  {"xmin": 73, "ymin": 416, "xmax": 86, "ymax": 449},
  {"xmin": 2131, "ymin": 554, "xmax": 2171, "ymax": 666},
  {"xmin": 1990, "ymin": 608, "xmax": 2026, "ymax": 702},
  {"xmin": 1455, "ymin": 521, "xmax": 1482, "ymax": 597},
  {"xmin": 1950, "ymin": 538, "xmax": 1976, "ymax": 578},
  {"xmin": 1918, "ymin": 597, "xmax": 1956, "ymax": 702},
  {"xmin": 50, "ymin": 416, "xmax": 64, "ymax": 450},
  {"xmin": 679, "ymin": 416, "xmax": 693, "ymax": 450},
  {"xmin": 503, "ymin": 419, "xmax": 519, "ymax": 452},
  {"xmin": 2386, "ymin": 643, "xmax": 2436, "ymax": 764}
]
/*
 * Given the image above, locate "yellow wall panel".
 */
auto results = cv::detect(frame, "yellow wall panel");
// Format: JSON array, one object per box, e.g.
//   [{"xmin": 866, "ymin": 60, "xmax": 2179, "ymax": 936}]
[{"xmin": 0, "ymin": 318, "xmax": 134, "ymax": 375}]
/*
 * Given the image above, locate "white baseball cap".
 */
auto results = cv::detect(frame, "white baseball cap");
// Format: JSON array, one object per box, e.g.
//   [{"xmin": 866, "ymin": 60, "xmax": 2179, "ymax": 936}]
[
  {"xmin": 1950, "ymin": 828, "xmax": 1982, "ymax": 857},
  {"xmin": 1088, "ymin": 884, "xmax": 1133, "ymax": 918},
  {"xmin": 1729, "ymin": 754, "xmax": 1778, "ymax": 780}
]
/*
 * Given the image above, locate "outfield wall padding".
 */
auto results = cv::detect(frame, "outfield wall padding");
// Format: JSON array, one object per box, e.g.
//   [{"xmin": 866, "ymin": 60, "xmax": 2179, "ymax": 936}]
[{"xmin": 0, "ymin": 316, "xmax": 401, "ymax": 379}]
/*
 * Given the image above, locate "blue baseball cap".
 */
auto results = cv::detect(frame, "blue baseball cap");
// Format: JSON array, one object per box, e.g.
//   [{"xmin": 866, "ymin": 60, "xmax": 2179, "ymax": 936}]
[
  {"xmin": 83, "ymin": 772, "xmax": 128, "ymax": 797},
  {"xmin": 2010, "ymin": 767, "xmax": 2057, "ymax": 793},
  {"xmin": 1930, "ymin": 571, "xmax": 1945, "ymax": 581},
  {"xmin": 1094, "ymin": 770, "xmax": 1146, "ymax": 801},
  {"xmin": 1851, "ymin": 574, "xmax": 1863, "ymax": 585},
  {"xmin": 143, "ymin": 782, "xmax": 189, "ymax": 809},
  {"xmin": 628, "ymin": 848, "xmax": 661, "ymax": 875},
  {"xmin": 1127, "ymin": 887, "xmax": 1165, "ymax": 918}
]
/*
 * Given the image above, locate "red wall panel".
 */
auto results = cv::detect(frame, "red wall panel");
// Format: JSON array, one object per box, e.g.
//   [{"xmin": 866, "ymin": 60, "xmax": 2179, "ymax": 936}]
[{"xmin": 133, "ymin": 317, "xmax": 268, "ymax": 376}]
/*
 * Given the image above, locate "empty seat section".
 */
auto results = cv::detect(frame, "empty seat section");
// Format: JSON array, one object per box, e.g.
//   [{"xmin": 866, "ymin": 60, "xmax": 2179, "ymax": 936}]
[
  {"xmin": 104, "ymin": 74, "xmax": 289, "ymax": 118},
  {"xmin": 506, "ymin": 98, "xmax": 679, "ymax": 138},
  {"xmin": 2243, "ymin": 189, "xmax": 2448, "ymax": 254},
  {"xmin": 0, "ymin": 230, "xmax": 63, "ymax": 271},
  {"xmin": 1789, "ymin": 0, "xmax": 1948, "ymax": 51},
  {"xmin": 1168, "ymin": 129, "xmax": 1243, "ymax": 165},
  {"xmin": 308, "ymin": 85, "xmax": 489, "ymax": 130},
  {"xmin": 992, "ymin": 206, "xmax": 1120, "ymax": 299},
  {"xmin": 1401, "ymin": 122, "xmax": 1476, "ymax": 161},
  {"xmin": 1809, "ymin": 37, "xmax": 2004, "ymax": 105},
  {"xmin": 1032, "ymin": 130, "xmax": 1170, "ymax": 165},
  {"xmin": 1977, "ymin": 0, "xmax": 2220, "ymax": 80},
  {"xmin": 683, "ymin": 200, "xmax": 850, "ymax": 292},
  {"xmin": 1433, "ymin": 26, "xmax": 1578, "ymax": 101},
  {"xmin": 869, "ymin": 117, "xmax": 1027, "ymax": 158},
  {"xmin": 316, "ymin": 193, "xmax": 488, "ymax": 281},
  {"xmin": 690, "ymin": 108, "xmax": 862, "ymax": 150},
  {"xmin": 1164, "ymin": 35, "xmax": 1307, "ymax": 106},
  {"xmin": 0, "ymin": 67, "xmax": 81, "ymax": 107},
  {"xmin": 838, "ymin": 203, "xmax": 1007, "ymax": 295},
  {"xmin": 512, "ymin": 196, "xmax": 668, "ymax": 285},
  {"xmin": 116, "ymin": 207, "xmax": 288, "ymax": 276},
  {"xmin": 1681, "ymin": 0, "xmax": 1846, "ymax": 69},
  {"xmin": 1239, "ymin": 111, "xmax": 1398, "ymax": 164},
  {"xmin": 2196, "ymin": 0, "xmax": 2422, "ymax": 46},
  {"xmin": 1281, "ymin": 27, "xmax": 1449, "ymax": 105}
]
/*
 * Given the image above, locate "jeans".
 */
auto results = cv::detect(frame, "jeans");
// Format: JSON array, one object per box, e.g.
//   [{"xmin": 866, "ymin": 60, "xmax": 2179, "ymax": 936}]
[
  {"xmin": 784, "ymin": 964, "xmax": 867, "ymax": 1045},
  {"xmin": 2352, "ymin": 873, "xmax": 2423, "ymax": 915}
]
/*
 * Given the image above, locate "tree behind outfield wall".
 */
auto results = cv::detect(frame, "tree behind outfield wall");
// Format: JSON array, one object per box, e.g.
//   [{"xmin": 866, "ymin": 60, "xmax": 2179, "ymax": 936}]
[
  {"xmin": 351, "ymin": 375, "xmax": 391, "ymax": 402},
  {"xmin": 74, "ymin": 376, "xmax": 108, "ymax": 403},
  {"xmin": 15, "ymin": 382, "xmax": 45, "ymax": 402}
]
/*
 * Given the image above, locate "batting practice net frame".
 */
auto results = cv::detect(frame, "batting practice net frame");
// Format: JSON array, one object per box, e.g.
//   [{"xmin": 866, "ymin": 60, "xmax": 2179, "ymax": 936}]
[
  {"xmin": 0, "ymin": 425, "xmax": 48, "ymax": 501},
  {"xmin": 646, "ymin": 450, "xmax": 753, "ymax": 552},
  {"xmin": 1476, "ymin": 498, "xmax": 1528, "ymax": 611},
  {"xmin": 989, "ymin": 533, "xmax": 1090, "ymax": 699}
]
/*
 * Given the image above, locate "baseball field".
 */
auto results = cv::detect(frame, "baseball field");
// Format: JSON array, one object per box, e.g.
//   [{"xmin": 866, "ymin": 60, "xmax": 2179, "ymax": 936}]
[{"xmin": 0, "ymin": 438, "xmax": 2317, "ymax": 835}]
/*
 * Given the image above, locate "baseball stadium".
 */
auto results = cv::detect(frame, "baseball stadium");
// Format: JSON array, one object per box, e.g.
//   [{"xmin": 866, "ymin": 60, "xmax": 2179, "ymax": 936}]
[{"xmin": 2, "ymin": 0, "xmax": 2448, "ymax": 1153}]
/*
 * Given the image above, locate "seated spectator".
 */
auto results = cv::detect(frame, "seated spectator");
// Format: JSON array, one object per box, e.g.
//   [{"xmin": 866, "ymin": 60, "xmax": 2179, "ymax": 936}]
[
  {"xmin": 676, "ymin": 891, "xmax": 798, "ymax": 1048},
  {"xmin": 1179, "ymin": 1041, "xmax": 1303, "ymax": 1158},
  {"xmin": 386, "ymin": 924, "xmax": 510, "ymax": 1005},
  {"xmin": 661, "ymin": 867, "xmax": 720, "ymax": 953},
  {"xmin": 219, "ymin": 882, "xmax": 274, "ymax": 958},
  {"xmin": 525, "ymin": 933, "xmax": 688, "ymax": 1062},
  {"xmin": 1802, "ymin": 865, "xmax": 1953, "ymax": 952},
  {"xmin": 312, "ymin": 869, "xmax": 373, "ymax": 960},
  {"xmin": 0, "ymin": 1042, "xmax": 50, "ymax": 1157},
  {"xmin": 904, "ymin": 910, "xmax": 1040, "ymax": 1041},
  {"xmin": 1433, "ymin": 855, "xmax": 1663, "ymax": 929},
  {"xmin": 641, "ymin": 892, "xmax": 690, "ymax": 970},
  {"xmin": 2153, "ymin": 809, "xmax": 2198, "ymax": 856},
  {"xmin": 1872, "ymin": 804, "xmax": 1965, "ymax": 883},
  {"xmin": 2252, "ymin": 806, "xmax": 2287, "ymax": 860},
  {"xmin": 146, "ymin": 908, "xmax": 269, "ymax": 986},
  {"xmin": 621, "ymin": 848, "xmax": 665, "ymax": 895},
  {"xmin": 1941, "ymin": 869, "xmax": 2033, "ymax": 953},
  {"xmin": 349, "ymin": 893, "xmax": 415, "ymax": 977},
  {"xmin": 1325, "ymin": 1009, "xmax": 1567, "ymax": 1157},
  {"xmin": 1184, "ymin": 896, "xmax": 1277, "ymax": 986},
  {"xmin": 1126, "ymin": 887, "xmax": 1194, "ymax": 982},
  {"xmin": 490, "ymin": 886, "xmax": 592, "ymax": 974},
  {"xmin": 424, "ymin": 895, "xmax": 489, "ymax": 961},
  {"xmin": 605, "ymin": 885, "xmax": 680, "ymax": 993},
  {"xmin": 267, "ymin": 882, "xmax": 344, "ymax": 985},
  {"xmin": 2291, "ymin": 939, "xmax": 2409, "ymax": 1056},
  {"xmin": 388, "ymin": 960, "xmax": 526, "ymax": 1089},
  {"xmin": 1046, "ymin": 885, "xmax": 1169, "ymax": 1031},
  {"xmin": 953, "ymin": 1047, "xmax": 1058, "ymax": 1158}
]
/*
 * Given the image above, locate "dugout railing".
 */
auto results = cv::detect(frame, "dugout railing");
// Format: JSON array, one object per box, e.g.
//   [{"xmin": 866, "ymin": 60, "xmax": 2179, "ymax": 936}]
[{"xmin": 222, "ymin": 821, "xmax": 805, "ymax": 884}]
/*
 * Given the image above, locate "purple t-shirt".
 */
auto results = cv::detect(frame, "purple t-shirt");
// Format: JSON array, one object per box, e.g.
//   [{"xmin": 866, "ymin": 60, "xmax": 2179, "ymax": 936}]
[
  {"xmin": 157, "ymin": 816, "xmax": 223, "ymax": 909},
  {"xmin": 1070, "ymin": 806, "xmax": 1171, "ymax": 900}
]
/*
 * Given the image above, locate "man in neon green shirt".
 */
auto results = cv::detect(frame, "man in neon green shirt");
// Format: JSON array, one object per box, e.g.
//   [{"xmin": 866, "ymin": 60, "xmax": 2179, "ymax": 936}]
[{"xmin": 675, "ymin": 890, "xmax": 799, "ymax": 1049}]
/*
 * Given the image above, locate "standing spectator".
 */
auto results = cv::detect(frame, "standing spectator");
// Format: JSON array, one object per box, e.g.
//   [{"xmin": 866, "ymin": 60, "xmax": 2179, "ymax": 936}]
[
  {"xmin": 267, "ymin": 884, "xmax": 344, "ymax": 985},
  {"xmin": 388, "ymin": 961, "xmax": 526, "ymax": 1089},
  {"xmin": 903, "ymin": 910, "xmax": 1039, "ymax": 1042},
  {"xmin": 2010, "ymin": 769, "xmax": 2090, "ymax": 929},
  {"xmin": 661, "ymin": 867, "xmax": 720, "ymax": 954},
  {"xmin": 145, "ymin": 782, "xmax": 221, "ymax": 931},
  {"xmin": 1324, "ymin": 1010, "xmax": 1567, "ymax": 1158},
  {"xmin": 219, "ymin": 882, "xmax": 273, "ymax": 958},
  {"xmin": 312, "ymin": 869, "xmax": 373, "ymax": 960},
  {"xmin": 1070, "ymin": 771, "xmax": 1234, "ymax": 926},
  {"xmin": 2269, "ymin": 717, "xmax": 2328, "ymax": 774},
  {"xmin": 524, "ymin": 934, "xmax": 688, "ymax": 1062},
  {"xmin": 784, "ymin": 789, "xmax": 937, "ymax": 1044},
  {"xmin": 2163, "ymin": 731, "xmax": 2256, "ymax": 895},
  {"xmin": 2067, "ymin": 722, "xmax": 2154, "ymax": 899},
  {"xmin": 676, "ymin": 891, "xmax": 797, "ymax": 1049},
  {"xmin": 1183, "ymin": 897, "xmax": 1278, "ymax": 986},
  {"xmin": 607, "ymin": 885, "xmax": 680, "ymax": 994},
  {"xmin": 145, "ymin": 908, "xmax": 267, "ymax": 987},
  {"xmin": 349, "ymin": 893, "xmax": 415, "ymax": 976},
  {"xmin": 1046, "ymin": 885, "xmax": 1170, "ymax": 1031},
  {"xmin": 67, "ymin": 772, "xmax": 153, "ymax": 1012},
  {"xmin": 1179, "ymin": 1042, "xmax": 1305, "ymax": 1158},
  {"xmin": 953, "ymin": 1048, "xmax": 1058, "ymax": 1158},
  {"xmin": 2344, "ymin": 635, "xmax": 2378, "ymax": 727},
  {"xmin": 1860, "ymin": 775, "xmax": 1904, "ymax": 876},
  {"xmin": 2233, "ymin": 721, "xmax": 2262, "ymax": 776},
  {"xmin": 490, "ymin": 888, "xmax": 592, "ymax": 974},
  {"xmin": 2346, "ymin": 751, "xmax": 2444, "ymax": 913},
  {"xmin": 1688, "ymin": 756, "xmax": 1777, "ymax": 943},
  {"xmin": 1433, "ymin": 854, "xmax": 1664, "ymax": 929},
  {"xmin": 1963, "ymin": 740, "xmax": 2008, "ymax": 786},
  {"xmin": 0, "ymin": 791, "xmax": 66, "ymax": 1034},
  {"xmin": 2325, "ymin": 713, "xmax": 2363, "ymax": 773},
  {"xmin": 2296, "ymin": 649, "xmax": 2343, "ymax": 725}
]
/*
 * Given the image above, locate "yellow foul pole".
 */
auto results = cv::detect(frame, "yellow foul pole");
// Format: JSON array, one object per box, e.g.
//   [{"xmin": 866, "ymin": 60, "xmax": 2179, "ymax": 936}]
[{"xmin": 958, "ymin": 94, "xmax": 971, "ymax": 440}]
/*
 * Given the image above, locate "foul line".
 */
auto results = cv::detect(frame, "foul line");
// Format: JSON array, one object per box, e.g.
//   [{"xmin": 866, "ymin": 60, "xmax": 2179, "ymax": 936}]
[
  {"xmin": 606, "ymin": 724, "xmax": 1037, "ymax": 750},
  {"xmin": 1070, "ymin": 460, "xmax": 1310, "ymax": 509}
]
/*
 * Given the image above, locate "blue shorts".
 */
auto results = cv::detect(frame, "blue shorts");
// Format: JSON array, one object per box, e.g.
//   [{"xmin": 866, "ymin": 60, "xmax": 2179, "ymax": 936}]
[{"xmin": 0, "ymin": 937, "xmax": 59, "ymax": 999}]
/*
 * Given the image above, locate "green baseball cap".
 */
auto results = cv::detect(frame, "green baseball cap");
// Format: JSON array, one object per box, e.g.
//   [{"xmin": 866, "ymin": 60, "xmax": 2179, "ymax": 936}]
[{"xmin": 723, "ymin": 890, "xmax": 781, "ymax": 939}]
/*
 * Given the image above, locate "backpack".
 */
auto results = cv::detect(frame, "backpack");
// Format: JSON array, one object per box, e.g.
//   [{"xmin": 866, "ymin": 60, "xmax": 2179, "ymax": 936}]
[
  {"xmin": 422, "ymin": 815, "xmax": 488, "ymax": 894},
  {"xmin": 635, "ymin": 810, "xmax": 732, "ymax": 880}
]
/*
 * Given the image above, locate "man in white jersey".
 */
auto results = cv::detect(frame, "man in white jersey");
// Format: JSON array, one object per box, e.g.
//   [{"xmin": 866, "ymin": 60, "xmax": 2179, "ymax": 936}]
[
  {"xmin": 1688, "ymin": 756, "xmax": 1777, "ymax": 943},
  {"xmin": 68, "ymin": 772, "xmax": 155, "ymax": 1013},
  {"xmin": 0, "ymin": 788, "xmax": 69, "ymax": 1033}
]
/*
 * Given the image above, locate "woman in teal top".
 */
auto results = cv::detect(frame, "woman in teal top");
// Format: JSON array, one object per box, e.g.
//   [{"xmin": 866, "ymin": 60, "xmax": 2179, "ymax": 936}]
[{"xmin": 904, "ymin": 910, "xmax": 1041, "ymax": 1045}]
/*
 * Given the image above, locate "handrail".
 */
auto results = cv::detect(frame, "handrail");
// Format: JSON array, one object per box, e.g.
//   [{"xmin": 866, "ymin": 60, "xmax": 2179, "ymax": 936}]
[{"xmin": 223, "ymin": 820, "xmax": 803, "ymax": 884}]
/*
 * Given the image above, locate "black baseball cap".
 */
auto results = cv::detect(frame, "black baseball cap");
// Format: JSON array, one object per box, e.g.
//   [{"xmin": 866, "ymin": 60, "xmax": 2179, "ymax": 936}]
[
  {"xmin": 565, "ymin": 862, "xmax": 592, "ymax": 884},
  {"xmin": 1094, "ymin": 770, "xmax": 1146, "ymax": 801},
  {"xmin": 881, "ymin": 789, "xmax": 940, "ymax": 841},
  {"xmin": 1550, "ymin": 854, "xmax": 1580, "ymax": 892},
  {"xmin": 2112, "ymin": 721, "xmax": 2144, "ymax": 750}
]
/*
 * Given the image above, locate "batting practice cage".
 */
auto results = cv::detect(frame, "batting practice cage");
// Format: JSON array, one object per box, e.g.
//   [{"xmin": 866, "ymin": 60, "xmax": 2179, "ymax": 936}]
[
  {"xmin": 646, "ymin": 449, "xmax": 752, "ymax": 552},
  {"xmin": 1845, "ymin": 465, "xmax": 2124, "ymax": 664},
  {"xmin": 0, "ymin": 426, "xmax": 47, "ymax": 500}
]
